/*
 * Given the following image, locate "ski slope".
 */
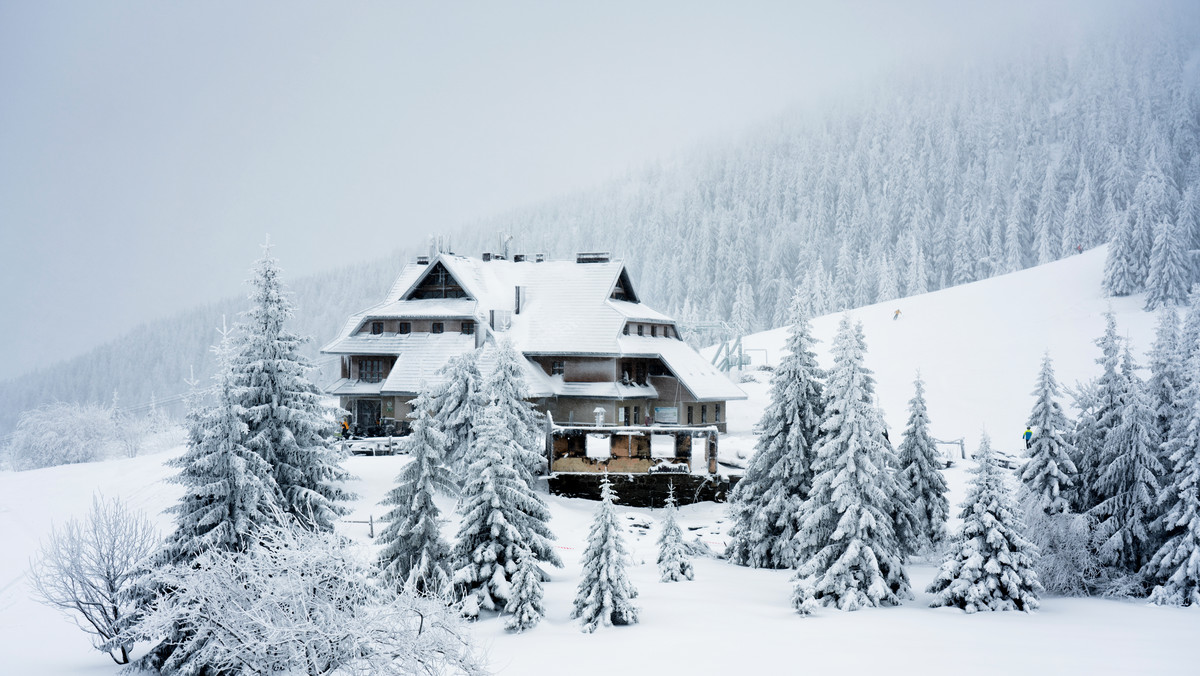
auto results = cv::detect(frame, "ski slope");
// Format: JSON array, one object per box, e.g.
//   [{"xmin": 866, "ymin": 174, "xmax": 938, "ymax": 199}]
[{"xmin": 2, "ymin": 247, "xmax": 1198, "ymax": 675}]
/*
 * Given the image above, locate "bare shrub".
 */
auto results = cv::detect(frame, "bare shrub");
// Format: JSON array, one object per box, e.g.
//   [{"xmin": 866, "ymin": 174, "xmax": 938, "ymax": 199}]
[{"xmin": 29, "ymin": 495, "xmax": 158, "ymax": 664}]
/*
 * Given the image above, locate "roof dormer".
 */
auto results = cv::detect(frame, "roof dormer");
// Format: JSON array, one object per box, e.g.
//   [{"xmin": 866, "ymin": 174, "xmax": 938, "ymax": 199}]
[
  {"xmin": 610, "ymin": 268, "xmax": 639, "ymax": 303},
  {"xmin": 405, "ymin": 261, "xmax": 472, "ymax": 300}
]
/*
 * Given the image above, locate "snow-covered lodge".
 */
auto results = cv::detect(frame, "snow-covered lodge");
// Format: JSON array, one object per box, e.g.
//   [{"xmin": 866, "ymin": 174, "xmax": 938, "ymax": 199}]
[{"xmin": 321, "ymin": 250, "xmax": 745, "ymax": 492}]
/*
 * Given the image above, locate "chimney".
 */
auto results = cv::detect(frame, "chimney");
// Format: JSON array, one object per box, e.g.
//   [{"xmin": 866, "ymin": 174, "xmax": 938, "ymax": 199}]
[
  {"xmin": 415, "ymin": 256, "xmax": 430, "ymax": 265},
  {"xmin": 482, "ymin": 252, "xmax": 493, "ymax": 262},
  {"xmin": 513, "ymin": 253, "xmax": 527, "ymax": 262},
  {"xmin": 535, "ymin": 253, "xmax": 546, "ymax": 262},
  {"xmin": 576, "ymin": 252, "xmax": 611, "ymax": 264}
]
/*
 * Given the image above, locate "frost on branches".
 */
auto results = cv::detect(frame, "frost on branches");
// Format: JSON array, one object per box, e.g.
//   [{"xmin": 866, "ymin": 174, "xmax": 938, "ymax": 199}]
[
  {"xmin": 1020, "ymin": 354, "xmax": 1078, "ymax": 515},
  {"xmin": 572, "ymin": 476, "xmax": 639, "ymax": 632},
  {"xmin": 378, "ymin": 400, "xmax": 457, "ymax": 595},
  {"xmin": 431, "ymin": 351, "xmax": 487, "ymax": 479},
  {"xmin": 233, "ymin": 245, "xmax": 352, "ymax": 531},
  {"xmin": 452, "ymin": 404, "xmax": 559, "ymax": 617},
  {"xmin": 791, "ymin": 317, "xmax": 910, "ymax": 615},
  {"xmin": 726, "ymin": 301, "xmax": 824, "ymax": 569},
  {"xmin": 928, "ymin": 433, "xmax": 1042, "ymax": 613},
  {"xmin": 896, "ymin": 374, "xmax": 950, "ymax": 555},
  {"xmin": 657, "ymin": 485, "xmax": 694, "ymax": 582},
  {"xmin": 138, "ymin": 525, "xmax": 483, "ymax": 676}
]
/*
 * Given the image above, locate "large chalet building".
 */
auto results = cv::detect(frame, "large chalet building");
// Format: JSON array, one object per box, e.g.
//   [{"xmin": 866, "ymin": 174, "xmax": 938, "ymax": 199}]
[{"xmin": 321, "ymin": 249, "xmax": 745, "ymax": 499}]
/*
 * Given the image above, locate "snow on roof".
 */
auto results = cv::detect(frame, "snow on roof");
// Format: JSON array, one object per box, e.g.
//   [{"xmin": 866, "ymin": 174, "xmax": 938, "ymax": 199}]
[
  {"xmin": 554, "ymin": 380, "xmax": 659, "ymax": 399},
  {"xmin": 324, "ymin": 378, "xmax": 384, "ymax": 396},
  {"xmin": 324, "ymin": 253, "xmax": 743, "ymax": 402},
  {"xmin": 378, "ymin": 333, "xmax": 477, "ymax": 395},
  {"xmin": 619, "ymin": 335, "xmax": 747, "ymax": 401}
]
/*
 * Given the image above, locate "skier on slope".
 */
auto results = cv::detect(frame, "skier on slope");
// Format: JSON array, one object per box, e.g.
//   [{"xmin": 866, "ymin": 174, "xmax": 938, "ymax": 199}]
[
  {"xmin": 894, "ymin": 309, "xmax": 902, "ymax": 321},
  {"xmin": 1022, "ymin": 426, "xmax": 1033, "ymax": 449}
]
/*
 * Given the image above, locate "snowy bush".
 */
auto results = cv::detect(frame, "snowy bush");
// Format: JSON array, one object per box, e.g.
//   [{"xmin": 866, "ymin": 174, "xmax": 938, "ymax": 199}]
[
  {"xmin": 1019, "ymin": 498, "xmax": 1102, "ymax": 597},
  {"xmin": 29, "ymin": 495, "xmax": 158, "ymax": 665},
  {"xmin": 135, "ymin": 524, "xmax": 483, "ymax": 675},
  {"xmin": 6, "ymin": 402, "xmax": 118, "ymax": 470}
]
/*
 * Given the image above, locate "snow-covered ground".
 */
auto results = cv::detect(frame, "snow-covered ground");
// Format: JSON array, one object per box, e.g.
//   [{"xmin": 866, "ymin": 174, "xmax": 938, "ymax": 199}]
[{"xmin": 3, "ymin": 247, "xmax": 1198, "ymax": 675}]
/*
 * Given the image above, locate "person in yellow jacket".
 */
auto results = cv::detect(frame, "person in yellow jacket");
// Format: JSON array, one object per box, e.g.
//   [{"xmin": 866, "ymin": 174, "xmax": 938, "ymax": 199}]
[{"xmin": 341, "ymin": 417, "xmax": 351, "ymax": 439}]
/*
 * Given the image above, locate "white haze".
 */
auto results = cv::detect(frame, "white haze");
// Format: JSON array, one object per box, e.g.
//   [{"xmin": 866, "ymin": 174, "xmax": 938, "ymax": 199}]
[{"xmin": 0, "ymin": 0, "xmax": 1134, "ymax": 380}]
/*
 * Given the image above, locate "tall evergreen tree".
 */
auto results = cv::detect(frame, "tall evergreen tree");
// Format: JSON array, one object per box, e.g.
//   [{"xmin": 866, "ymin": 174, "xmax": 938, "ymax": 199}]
[
  {"xmin": 1020, "ymin": 354, "xmax": 1078, "ymax": 515},
  {"xmin": 1144, "ymin": 216, "xmax": 1191, "ymax": 311},
  {"xmin": 452, "ymin": 404, "xmax": 559, "ymax": 616},
  {"xmin": 1079, "ymin": 312, "xmax": 1126, "ymax": 511},
  {"xmin": 726, "ymin": 301, "xmax": 824, "ymax": 568},
  {"xmin": 572, "ymin": 476, "xmax": 639, "ymax": 632},
  {"xmin": 657, "ymin": 485, "xmax": 694, "ymax": 582},
  {"xmin": 483, "ymin": 339, "xmax": 547, "ymax": 484},
  {"xmin": 896, "ymin": 374, "xmax": 950, "ymax": 554},
  {"xmin": 792, "ymin": 317, "xmax": 910, "ymax": 614},
  {"xmin": 377, "ymin": 404, "xmax": 456, "ymax": 595},
  {"xmin": 1103, "ymin": 209, "xmax": 1143, "ymax": 296},
  {"xmin": 1090, "ymin": 349, "xmax": 1164, "ymax": 573},
  {"xmin": 1147, "ymin": 356, "xmax": 1200, "ymax": 606},
  {"xmin": 1148, "ymin": 307, "xmax": 1185, "ymax": 474},
  {"xmin": 928, "ymin": 433, "xmax": 1042, "ymax": 613},
  {"xmin": 234, "ymin": 244, "xmax": 352, "ymax": 530},
  {"xmin": 429, "ymin": 350, "xmax": 487, "ymax": 478}
]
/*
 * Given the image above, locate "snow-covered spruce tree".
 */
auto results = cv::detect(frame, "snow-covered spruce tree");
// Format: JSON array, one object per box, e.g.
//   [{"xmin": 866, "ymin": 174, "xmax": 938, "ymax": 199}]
[
  {"xmin": 431, "ymin": 350, "xmax": 487, "ymax": 478},
  {"xmin": 452, "ymin": 404, "xmax": 560, "ymax": 616},
  {"xmin": 377, "ymin": 401, "xmax": 456, "ymax": 595},
  {"xmin": 726, "ymin": 300, "xmax": 824, "ymax": 569},
  {"xmin": 1077, "ymin": 312, "xmax": 1127, "ymax": 512},
  {"xmin": 483, "ymin": 339, "xmax": 548, "ymax": 484},
  {"xmin": 791, "ymin": 316, "xmax": 910, "ymax": 614},
  {"xmin": 928, "ymin": 432, "xmax": 1041, "ymax": 613},
  {"xmin": 1067, "ymin": 381, "xmax": 1101, "ymax": 514},
  {"xmin": 1103, "ymin": 209, "xmax": 1141, "ymax": 296},
  {"xmin": 233, "ymin": 245, "xmax": 352, "ymax": 530},
  {"xmin": 1147, "ymin": 307, "xmax": 1185, "ymax": 460},
  {"xmin": 657, "ymin": 485, "xmax": 694, "ymax": 582},
  {"xmin": 896, "ymin": 374, "xmax": 950, "ymax": 556},
  {"xmin": 504, "ymin": 546, "xmax": 545, "ymax": 632},
  {"xmin": 1147, "ymin": 355, "xmax": 1200, "ymax": 605},
  {"xmin": 1090, "ymin": 349, "xmax": 1164, "ymax": 574},
  {"xmin": 572, "ymin": 476, "xmax": 639, "ymax": 632},
  {"xmin": 132, "ymin": 327, "xmax": 286, "ymax": 675},
  {"xmin": 1020, "ymin": 354, "xmax": 1078, "ymax": 515},
  {"xmin": 1144, "ymin": 216, "xmax": 1191, "ymax": 311}
]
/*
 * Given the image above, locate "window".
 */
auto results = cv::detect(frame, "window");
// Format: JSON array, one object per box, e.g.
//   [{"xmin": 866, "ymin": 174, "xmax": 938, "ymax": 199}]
[
  {"xmin": 399, "ymin": 322, "xmax": 411, "ymax": 335},
  {"xmin": 551, "ymin": 360, "xmax": 565, "ymax": 376},
  {"xmin": 701, "ymin": 405, "xmax": 708, "ymax": 423},
  {"xmin": 370, "ymin": 321, "xmax": 383, "ymax": 335},
  {"xmin": 633, "ymin": 406, "xmax": 640, "ymax": 425},
  {"xmin": 623, "ymin": 324, "xmax": 630, "ymax": 335},
  {"xmin": 359, "ymin": 359, "xmax": 385, "ymax": 383},
  {"xmin": 461, "ymin": 320, "xmax": 475, "ymax": 335},
  {"xmin": 687, "ymin": 406, "xmax": 694, "ymax": 424},
  {"xmin": 637, "ymin": 325, "xmax": 644, "ymax": 336},
  {"xmin": 715, "ymin": 404, "xmax": 721, "ymax": 422},
  {"xmin": 431, "ymin": 322, "xmax": 444, "ymax": 334},
  {"xmin": 650, "ymin": 325, "xmax": 657, "ymax": 337},
  {"xmin": 636, "ymin": 363, "xmax": 647, "ymax": 385}
]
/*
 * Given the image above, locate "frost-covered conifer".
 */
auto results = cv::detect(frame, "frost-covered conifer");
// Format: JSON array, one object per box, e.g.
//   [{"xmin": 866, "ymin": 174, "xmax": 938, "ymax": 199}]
[
  {"xmin": 1020, "ymin": 354, "xmax": 1078, "ymax": 514},
  {"xmin": 453, "ymin": 404, "xmax": 559, "ymax": 616},
  {"xmin": 726, "ymin": 300, "xmax": 824, "ymax": 569},
  {"xmin": 483, "ymin": 339, "xmax": 547, "ymax": 484},
  {"xmin": 504, "ymin": 546, "xmax": 545, "ymax": 632},
  {"xmin": 233, "ymin": 245, "xmax": 352, "ymax": 530},
  {"xmin": 377, "ymin": 402, "xmax": 456, "ymax": 595},
  {"xmin": 928, "ymin": 433, "xmax": 1041, "ymax": 613},
  {"xmin": 430, "ymin": 350, "xmax": 487, "ymax": 477},
  {"xmin": 896, "ymin": 374, "xmax": 949, "ymax": 555},
  {"xmin": 1090, "ymin": 350, "xmax": 1163, "ymax": 573},
  {"xmin": 791, "ymin": 317, "xmax": 910, "ymax": 614},
  {"xmin": 1078, "ymin": 312, "xmax": 1126, "ymax": 511},
  {"xmin": 1147, "ymin": 354, "xmax": 1200, "ymax": 606},
  {"xmin": 161, "ymin": 328, "xmax": 281, "ymax": 565},
  {"xmin": 1148, "ymin": 307, "xmax": 1185, "ymax": 452},
  {"xmin": 1144, "ymin": 217, "xmax": 1191, "ymax": 311},
  {"xmin": 657, "ymin": 486, "xmax": 694, "ymax": 582},
  {"xmin": 572, "ymin": 477, "xmax": 639, "ymax": 632},
  {"xmin": 1103, "ymin": 209, "xmax": 1142, "ymax": 296}
]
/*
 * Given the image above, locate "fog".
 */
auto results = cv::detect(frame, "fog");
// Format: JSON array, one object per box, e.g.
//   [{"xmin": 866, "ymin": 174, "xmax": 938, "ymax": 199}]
[{"xmin": 0, "ymin": 0, "xmax": 1134, "ymax": 380}]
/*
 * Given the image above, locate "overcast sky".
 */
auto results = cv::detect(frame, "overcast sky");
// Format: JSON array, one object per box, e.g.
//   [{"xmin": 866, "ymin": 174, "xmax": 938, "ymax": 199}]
[{"xmin": 0, "ymin": 0, "xmax": 1119, "ymax": 381}]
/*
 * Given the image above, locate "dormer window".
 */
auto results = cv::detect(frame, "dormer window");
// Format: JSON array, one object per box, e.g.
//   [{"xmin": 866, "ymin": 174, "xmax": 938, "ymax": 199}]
[
  {"xmin": 623, "ymin": 324, "xmax": 629, "ymax": 335},
  {"xmin": 461, "ymin": 320, "xmax": 475, "ymax": 335},
  {"xmin": 399, "ymin": 322, "xmax": 411, "ymax": 335},
  {"xmin": 431, "ymin": 322, "xmax": 444, "ymax": 334},
  {"xmin": 370, "ymin": 321, "xmax": 384, "ymax": 335},
  {"xmin": 552, "ymin": 360, "xmax": 565, "ymax": 376},
  {"xmin": 637, "ymin": 325, "xmax": 644, "ymax": 336},
  {"xmin": 650, "ymin": 325, "xmax": 657, "ymax": 337}
]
